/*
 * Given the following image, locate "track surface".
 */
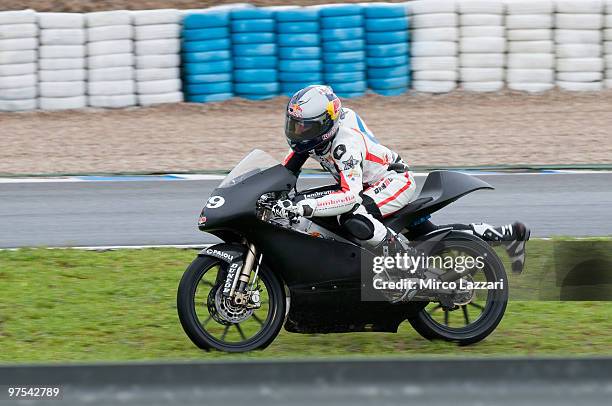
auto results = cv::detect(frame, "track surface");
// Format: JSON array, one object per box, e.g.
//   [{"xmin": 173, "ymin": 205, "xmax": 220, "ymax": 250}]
[{"xmin": 1, "ymin": 172, "xmax": 611, "ymax": 248}]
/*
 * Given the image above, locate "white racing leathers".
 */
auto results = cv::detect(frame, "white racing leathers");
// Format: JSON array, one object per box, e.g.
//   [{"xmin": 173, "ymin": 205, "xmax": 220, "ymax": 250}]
[{"xmin": 284, "ymin": 108, "xmax": 416, "ymax": 246}]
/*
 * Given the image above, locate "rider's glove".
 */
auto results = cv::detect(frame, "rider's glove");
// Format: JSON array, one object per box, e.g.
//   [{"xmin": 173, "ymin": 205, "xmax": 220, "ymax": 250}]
[
  {"xmin": 272, "ymin": 198, "xmax": 317, "ymax": 219},
  {"xmin": 271, "ymin": 199, "xmax": 300, "ymax": 219}
]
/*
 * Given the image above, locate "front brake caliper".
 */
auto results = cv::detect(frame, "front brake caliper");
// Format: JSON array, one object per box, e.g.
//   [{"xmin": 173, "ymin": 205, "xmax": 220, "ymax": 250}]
[{"xmin": 247, "ymin": 289, "xmax": 261, "ymax": 309}]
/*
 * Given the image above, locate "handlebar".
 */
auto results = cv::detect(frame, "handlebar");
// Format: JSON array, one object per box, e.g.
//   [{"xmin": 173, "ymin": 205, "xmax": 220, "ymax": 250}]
[
  {"xmin": 256, "ymin": 194, "xmax": 277, "ymax": 210},
  {"xmin": 257, "ymin": 195, "xmax": 300, "ymax": 223}
]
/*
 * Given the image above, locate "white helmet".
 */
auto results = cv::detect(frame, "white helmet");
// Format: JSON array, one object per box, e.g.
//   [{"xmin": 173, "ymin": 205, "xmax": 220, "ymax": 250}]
[{"xmin": 285, "ymin": 85, "xmax": 342, "ymax": 153}]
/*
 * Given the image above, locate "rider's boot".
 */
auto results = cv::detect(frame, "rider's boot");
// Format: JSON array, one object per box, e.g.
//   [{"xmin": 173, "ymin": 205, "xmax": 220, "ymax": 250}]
[
  {"xmin": 371, "ymin": 229, "xmax": 405, "ymax": 259},
  {"xmin": 470, "ymin": 221, "xmax": 531, "ymax": 274},
  {"xmin": 370, "ymin": 230, "xmax": 420, "ymax": 302}
]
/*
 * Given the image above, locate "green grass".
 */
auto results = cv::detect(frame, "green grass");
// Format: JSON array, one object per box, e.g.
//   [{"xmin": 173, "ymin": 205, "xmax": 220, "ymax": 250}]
[{"xmin": 1, "ymin": 240, "xmax": 611, "ymax": 364}]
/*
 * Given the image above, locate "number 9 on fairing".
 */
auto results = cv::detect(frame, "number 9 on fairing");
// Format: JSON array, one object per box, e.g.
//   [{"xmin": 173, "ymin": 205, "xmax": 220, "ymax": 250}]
[{"xmin": 206, "ymin": 196, "xmax": 225, "ymax": 209}]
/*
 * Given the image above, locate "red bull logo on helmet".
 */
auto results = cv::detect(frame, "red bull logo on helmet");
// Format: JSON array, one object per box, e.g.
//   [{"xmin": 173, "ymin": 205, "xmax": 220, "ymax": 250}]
[
  {"xmin": 288, "ymin": 102, "xmax": 303, "ymax": 118},
  {"xmin": 327, "ymin": 98, "xmax": 341, "ymax": 120}
]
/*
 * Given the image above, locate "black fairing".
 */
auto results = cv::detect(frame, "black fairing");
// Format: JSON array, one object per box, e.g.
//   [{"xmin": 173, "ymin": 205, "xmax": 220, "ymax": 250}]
[
  {"xmin": 198, "ymin": 164, "xmax": 295, "ymax": 234},
  {"xmin": 384, "ymin": 170, "xmax": 494, "ymax": 233},
  {"xmin": 246, "ymin": 222, "xmax": 426, "ymax": 333}
]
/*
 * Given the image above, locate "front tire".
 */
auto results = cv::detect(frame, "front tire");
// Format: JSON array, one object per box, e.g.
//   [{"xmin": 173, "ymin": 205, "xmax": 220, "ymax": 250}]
[
  {"xmin": 408, "ymin": 232, "xmax": 508, "ymax": 345},
  {"xmin": 177, "ymin": 256, "xmax": 286, "ymax": 352}
]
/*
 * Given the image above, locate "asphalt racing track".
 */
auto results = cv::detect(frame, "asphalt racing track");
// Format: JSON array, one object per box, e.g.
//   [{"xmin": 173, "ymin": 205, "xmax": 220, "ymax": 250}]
[{"xmin": 0, "ymin": 171, "xmax": 611, "ymax": 248}]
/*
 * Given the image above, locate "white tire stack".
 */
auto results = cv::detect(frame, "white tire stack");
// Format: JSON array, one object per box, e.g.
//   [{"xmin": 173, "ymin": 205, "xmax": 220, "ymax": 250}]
[
  {"xmin": 38, "ymin": 13, "xmax": 87, "ymax": 110},
  {"xmin": 605, "ymin": 0, "xmax": 612, "ymax": 88},
  {"xmin": 132, "ymin": 9, "xmax": 183, "ymax": 106},
  {"xmin": 555, "ymin": 0, "xmax": 604, "ymax": 91},
  {"xmin": 505, "ymin": 0, "xmax": 555, "ymax": 93},
  {"xmin": 86, "ymin": 11, "xmax": 136, "ymax": 108},
  {"xmin": 408, "ymin": 0, "xmax": 459, "ymax": 93},
  {"xmin": 0, "ymin": 10, "xmax": 38, "ymax": 111},
  {"xmin": 458, "ymin": 0, "xmax": 506, "ymax": 92}
]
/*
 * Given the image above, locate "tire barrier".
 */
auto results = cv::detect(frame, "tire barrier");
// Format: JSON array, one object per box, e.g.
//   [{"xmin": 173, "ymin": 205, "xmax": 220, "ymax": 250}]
[
  {"xmin": 555, "ymin": 0, "xmax": 605, "ymax": 91},
  {"xmin": 231, "ymin": 8, "xmax": 279, "ymax": 100},
  {"xmin": 319, "ymin": 4, "xmax": 366, "ymax": 98},
  {"xmin": 0, "ymin": 9, "xmax": 38, "ymax": 111},
  {"xmin": 606, "ymin": 1, "xmax": 612, "ymax": 88},
  {"xmin": 408, "ymin": 0, "xmax": 458, "ymax": 93},
  {"xmin": 276, "ymin": 7, "xmax": 321, "ymax": 97},
  {"xmin": 364, "ymin": 4, "xmax": 410, "ymax": 96},
  {"xmin": 38, "ymin": 12, "xmax": 87, "ymax": 110},
  {"xmin": 182, "ymin": 10, "xmax": 234, "ymax": 103},
  {"xmin": 458, "ymin": 0, "xmax": 506, "ymax": 92},
  {"xmin": 506, "ymin": 0, "xmax": 555, "ymax": 93},
  {"xmin": 133, "ymin": 9, "xmax": 183, "ymax": 106},
  {"xmin": 86, "ymin": 10, "xmax": 136, "ymax": 109},
  {"xmin": 6, "ymin": 2, "xmax": 612, "ymax": 111}
]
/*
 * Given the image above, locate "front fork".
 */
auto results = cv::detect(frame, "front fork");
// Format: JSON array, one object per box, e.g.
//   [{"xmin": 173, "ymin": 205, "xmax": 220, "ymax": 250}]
[{"xmin": 230, "ymin": 241, "xmax": 262, "ymax": 308}]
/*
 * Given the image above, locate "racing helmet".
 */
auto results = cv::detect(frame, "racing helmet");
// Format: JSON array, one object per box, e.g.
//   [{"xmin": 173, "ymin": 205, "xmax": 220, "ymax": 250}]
[{"xmin": 285, "ymin": 85, "xmax": 342, "ymax": 153}]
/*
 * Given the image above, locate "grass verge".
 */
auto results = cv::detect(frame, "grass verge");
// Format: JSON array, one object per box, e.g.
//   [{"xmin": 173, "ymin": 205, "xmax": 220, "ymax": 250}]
[{"xmin": 1, "ymin": 239, "xmax": 611, "ymax": 364}]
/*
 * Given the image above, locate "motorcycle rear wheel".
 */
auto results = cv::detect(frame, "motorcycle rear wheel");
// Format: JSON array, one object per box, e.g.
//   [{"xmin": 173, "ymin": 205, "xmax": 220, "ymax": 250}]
[
  {"xmin": 407, "ymin": 232, "xmax": 508, "ymax": 345},
  {"xmin": 177, "ymin": 255, "xmax": 286, "ymax": 352}
]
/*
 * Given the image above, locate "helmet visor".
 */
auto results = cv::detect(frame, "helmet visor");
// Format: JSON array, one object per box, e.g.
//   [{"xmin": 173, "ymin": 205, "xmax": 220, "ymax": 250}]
[{"xmin": 285, "ymin": 112, "xmax": 334, "ymax": 145}]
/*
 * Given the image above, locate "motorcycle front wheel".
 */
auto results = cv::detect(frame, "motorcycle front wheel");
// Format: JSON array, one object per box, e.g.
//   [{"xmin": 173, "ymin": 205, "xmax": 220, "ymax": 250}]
[
  {"xmin": 177, "ymin": 255, "xmax": 286, "ymax": 352},
  {"xmin": 407, "ymin": 232, "xmax": 508, "ymax": 346}
]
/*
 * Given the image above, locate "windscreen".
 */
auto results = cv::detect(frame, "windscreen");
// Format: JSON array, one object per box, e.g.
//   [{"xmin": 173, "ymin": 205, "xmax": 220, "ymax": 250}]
[{"xmin": 218, "ymin": 149, "xmax": 279, "ymax": 188}]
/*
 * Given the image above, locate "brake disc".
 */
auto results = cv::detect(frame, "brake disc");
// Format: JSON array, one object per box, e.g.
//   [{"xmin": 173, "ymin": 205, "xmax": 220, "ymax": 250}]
[{"xmin": 209, "ymin": 286, "xmax": 253, "ymax": 324}]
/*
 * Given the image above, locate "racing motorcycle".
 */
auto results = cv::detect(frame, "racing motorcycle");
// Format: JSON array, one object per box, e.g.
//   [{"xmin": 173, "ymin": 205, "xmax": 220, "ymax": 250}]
[{"xmin": 177, "ymin": 150, "xmax": 508, "ymax": 352}]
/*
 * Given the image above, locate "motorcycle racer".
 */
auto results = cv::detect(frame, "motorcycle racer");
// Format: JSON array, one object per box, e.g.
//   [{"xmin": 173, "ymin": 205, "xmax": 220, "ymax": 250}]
[
  {"xmin": 272, "ymin": 85, "xmax": 530, "ymax": 273},
  {"xmin": 276, "ymin": 84, "xmax": 413, "ymax": 255}
]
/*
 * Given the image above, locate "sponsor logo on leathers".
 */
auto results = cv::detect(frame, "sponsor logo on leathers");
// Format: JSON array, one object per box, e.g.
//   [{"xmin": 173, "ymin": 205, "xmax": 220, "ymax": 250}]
[
  {"xmin": 333, "ymin": 144, "xmax": 346, "ymax": 160},
  {"xmin": 342, "ymin": 155, "xmax": 360, "ymax": 170}
]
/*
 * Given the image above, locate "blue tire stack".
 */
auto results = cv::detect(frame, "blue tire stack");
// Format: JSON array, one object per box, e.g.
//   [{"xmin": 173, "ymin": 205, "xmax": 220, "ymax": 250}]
[
  {"xmin": 275, "ymin": 7, "xmax": 322, "ymax": 96},
  {"xmin": 364, "ymin": 4, "xmax": 410, "ymax": 96},
  {"xmin": 319, "ymin": 4, "xmax": 366, "ymax": 98},
  {"xmin": 182, "ymin": 11, "xmax": 233, "ymax": 103},
  {"xmin": 231, "ymin": 8, "xmax": 279, "ymax": 100}
]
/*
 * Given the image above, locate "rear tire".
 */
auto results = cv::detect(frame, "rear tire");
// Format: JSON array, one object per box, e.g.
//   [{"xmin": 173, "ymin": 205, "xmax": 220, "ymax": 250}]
[
  {"xmin": 407, "ymin": 232, "xmax": 508, "ymax": 345},
  {"xmin": 177, "ymin": 256, "xmax": 286, "ymax": 352}
]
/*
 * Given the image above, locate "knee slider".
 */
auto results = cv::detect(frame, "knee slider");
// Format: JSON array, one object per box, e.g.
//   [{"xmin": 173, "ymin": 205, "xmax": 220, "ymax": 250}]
[{"xmin": 340, "ymin": 214, "xmax": 375, "ymax": 241}]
